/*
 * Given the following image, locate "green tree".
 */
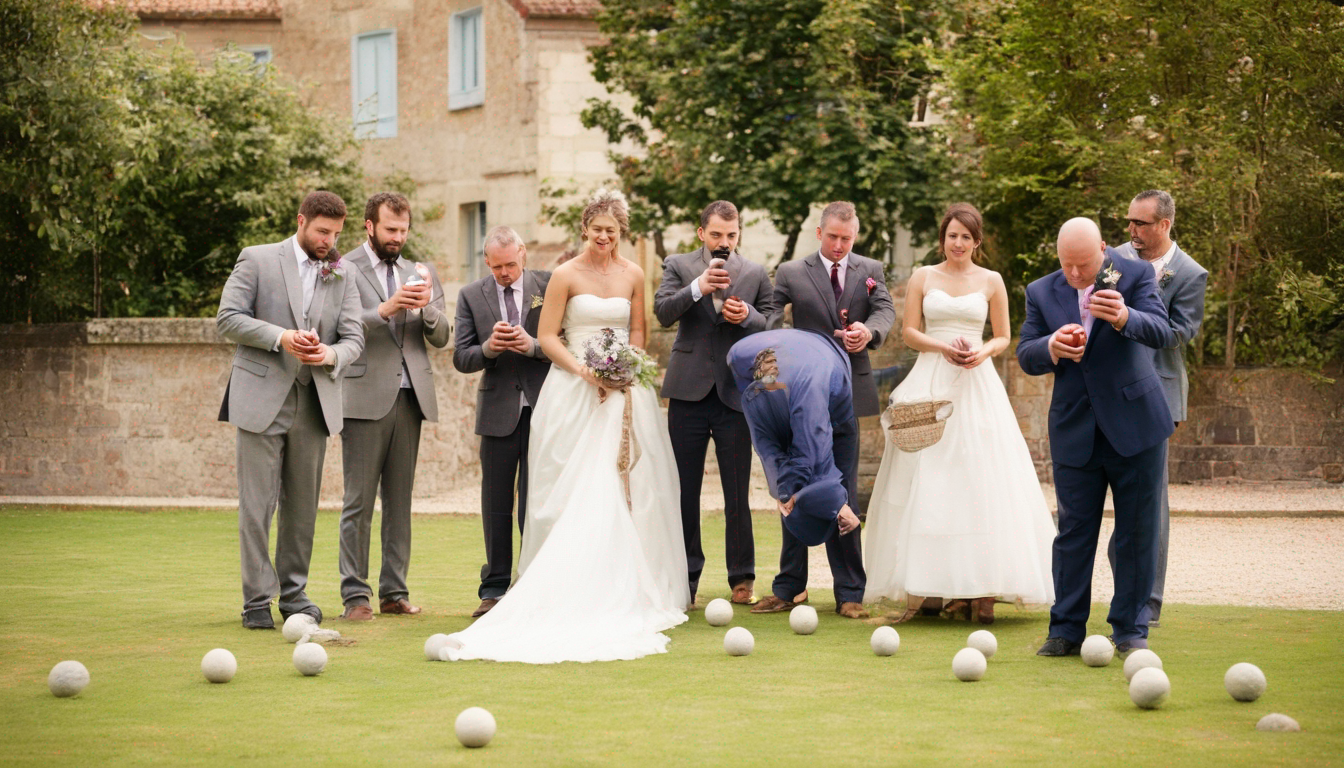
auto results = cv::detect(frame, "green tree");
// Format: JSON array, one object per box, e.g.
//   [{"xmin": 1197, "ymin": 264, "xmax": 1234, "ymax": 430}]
[
  {"xmin": 940, "ymin": 0, "xmax": 1344, "ymax": 367},
  {"xmin": 583, "ymin": 0, "xmax": 951, "ymax": 264},
  {"xmin": 0, "ymin": 0, "xmax": 363, "ymax": 323}
]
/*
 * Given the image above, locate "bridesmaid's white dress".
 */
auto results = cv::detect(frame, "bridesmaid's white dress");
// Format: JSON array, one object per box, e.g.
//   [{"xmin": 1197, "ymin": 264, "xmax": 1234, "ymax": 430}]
[
  {"xmin": 443, "ymin": 294, "xmax": 689, "ymax": 663},
  {"xmin": 863, "ymin": 289, "xmax": 1056, "ymax": 606}
]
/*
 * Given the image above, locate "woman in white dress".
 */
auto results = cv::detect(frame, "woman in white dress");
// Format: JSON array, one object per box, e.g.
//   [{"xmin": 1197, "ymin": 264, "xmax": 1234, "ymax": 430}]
[
  {"xmin": 443, "ymin": 190, "xmax": 690, "ymax": 663},
  {"xmin": 863, "ymin": 203, "xmax": 1055, "ymax": 624}
]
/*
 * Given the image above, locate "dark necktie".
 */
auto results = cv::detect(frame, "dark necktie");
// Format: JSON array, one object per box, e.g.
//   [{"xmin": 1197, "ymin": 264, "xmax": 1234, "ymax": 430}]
[
  {"xmin": 504, "ymin": 286, "xmax": 520, "ymax": 325},
  {"xmin": 831, "ymin": 262, "xmax": 842, "ymax": 302},
  {"xmin": 385, "ymin": 262, "xmax": 398, "ymax": 337}
]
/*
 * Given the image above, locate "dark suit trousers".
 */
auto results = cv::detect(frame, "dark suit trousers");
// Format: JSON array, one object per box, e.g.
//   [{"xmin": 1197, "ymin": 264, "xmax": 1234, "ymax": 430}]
[
  {"xmin": 478, "ymin": 407, "xmax": 531, "ymax": 600},
  {"xmin": 1050, "ymin": 427, "xmax": 1165, "ymax": 644},
  {"xmin": 772, "ymin": 415, "xmax": 866, "ymax": 607},
  {"xmin": 669, "ymin": 389, "xmax": 755, "ymax": 596},
  {"xmin": 338, "ymin": 389, "xmax": 423, "ymax": 606},
  {"xmin": 1105, "ymin": 437, "xmax": 1170, "ymax": 626}
]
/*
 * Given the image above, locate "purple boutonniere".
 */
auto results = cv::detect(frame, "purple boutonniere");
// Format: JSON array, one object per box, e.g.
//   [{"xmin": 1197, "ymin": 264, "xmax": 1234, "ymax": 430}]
[
  {"xmin": 865, "ymin": 277, "xmax": 878, "ymax": 295},
  {"xmin": 318, "ymin": 257, "xmax": 344, "ymax": 283}
]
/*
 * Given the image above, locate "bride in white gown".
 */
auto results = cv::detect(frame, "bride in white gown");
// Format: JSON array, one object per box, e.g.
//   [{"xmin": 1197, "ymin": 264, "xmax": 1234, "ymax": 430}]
[
  {"xmin": 863, "ymin": 203, "xmax": 1055, "ymax": 624},
  {"xmin": 443, "ymin": 190, "xmax": 689, "ymax": 663}
]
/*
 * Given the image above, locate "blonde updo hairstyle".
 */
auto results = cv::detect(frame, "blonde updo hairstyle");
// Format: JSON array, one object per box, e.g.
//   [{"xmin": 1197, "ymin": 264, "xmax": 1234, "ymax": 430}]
[
  {"xmin": 580, "ymin": 188, "xmax": 632, "ymax": 260},
  {"xmin": 938, "ymin": 202, "xmax": 985, "ymax": 263}
]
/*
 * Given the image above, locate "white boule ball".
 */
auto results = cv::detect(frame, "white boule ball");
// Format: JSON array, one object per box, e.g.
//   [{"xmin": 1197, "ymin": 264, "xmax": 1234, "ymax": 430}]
[
  {"xmin": 952, "ymin": 647, "xmax": 987, "ymax": 682},
  {"xmin": 1123, "ymin": 649, "xmax": 1163, "ymax": 681},
  {"xmin": 724, "ymin": 627, "xmax": 754, "ymax": 657},
  {"xmin": 967, "ymin": 629, "xmax": 997, "ymax": 659},
  {"xmin": 1129, "ymin": 666, "xmax": 1171, "ymax": 709},
  {"xmin": 455, "ymin": 706, "xmax": 497, "ymax": 748},
  {"xmin": 292, "ymin": 642, "xmax": 327, "ymax": 676},
  {"xmin": 789, "ymin": 605, "xmax": 819, "ymax": 635},
  {"xmin": 47, "ymin": 661, "xmax": 90, "ymax": 698},
  {"xmin": 1081, "ymin": 635, "xmax": 1115, "ymax": 667},
  {"xmin": 1256, "ymin": 713, "xmax": 1301, "ymax": 732},
  {"xmin": 705, "ymin": 598, "xmax": 734, "ymax": 627},
  {"xmin": 870, "ymin": 626, "xmax": 900, "ymax": 656},
  {"xmin": 201, "ymin": 649, "xmax": 237, "ymax": 683},
  {"xmin": 282, "ymin": 613, "xmax": 318, "ymax": 643},
  {"xmin": 1225, "ymin": 662, "xmax": 1267, "ymax": 702},
  {"xmin": 424, "ymin": 633, "xmax": 451, "ymax": 661}
]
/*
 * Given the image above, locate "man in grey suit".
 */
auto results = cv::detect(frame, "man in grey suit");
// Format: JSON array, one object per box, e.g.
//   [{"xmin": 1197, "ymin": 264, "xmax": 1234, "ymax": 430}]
[
  {"xmin": 1107, "ymin": 189, "xmax": 1208, "ymax": 629},
  {"xmin": 452, "ymin": 226, "xmax": 552, "ymax": 618},
  {"xmin": 654, "ymin": 200, "xmax": 774, "ymax": 606},
  {"xmin": 759, "ymin": 201, "xmax": 896, "ymax": 618},
  {"xmin": 337, "ymin": 192, "xmax": 452, "ymax": 621},
  {"xmin": 216, "ymin": 191, "xmax": 365, "ymax": 629}
]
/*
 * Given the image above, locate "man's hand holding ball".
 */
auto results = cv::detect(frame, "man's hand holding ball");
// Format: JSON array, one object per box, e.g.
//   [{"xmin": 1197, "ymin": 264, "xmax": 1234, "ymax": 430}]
[
  {"xmin": 1089, "ymin": 289, "xmax": 1129, "ymax": 330},
  {"xmin": 1049, "ymin": 323, "xmax": 1087, "ymax": 365}
]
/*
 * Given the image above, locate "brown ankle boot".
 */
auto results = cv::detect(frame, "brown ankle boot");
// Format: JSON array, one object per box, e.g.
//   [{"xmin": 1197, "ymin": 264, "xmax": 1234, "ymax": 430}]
[{"xmin": 973, "ymin": 597, "xmax": 995, "ymax": 625}]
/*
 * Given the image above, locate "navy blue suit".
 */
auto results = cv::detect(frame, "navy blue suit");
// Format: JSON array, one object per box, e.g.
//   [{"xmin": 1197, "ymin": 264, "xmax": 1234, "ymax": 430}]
[
  {"xmin": 728, "ymin": 329, "xmax": 866, "ymax": 607},
  {"xmin": 1018, "ymin": 253, "xmax": 1175, "ymax": 644}
]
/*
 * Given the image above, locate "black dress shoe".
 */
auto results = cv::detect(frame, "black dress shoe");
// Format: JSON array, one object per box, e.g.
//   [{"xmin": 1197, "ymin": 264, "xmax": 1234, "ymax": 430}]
[
  {"xmin": 1114, "ymin": 638, "xmax": 1149, "ymax": 654},
  {"xmin": 242, "ymin": 608, "xmax": 275, "ymax": 629},
  {"xmin": 280, "ymin": 605, "xmax": 323, "ymax": 624},
  {"xmin": 1036, "ymin": 637, "xmax": 1082, "ymax": 656}
]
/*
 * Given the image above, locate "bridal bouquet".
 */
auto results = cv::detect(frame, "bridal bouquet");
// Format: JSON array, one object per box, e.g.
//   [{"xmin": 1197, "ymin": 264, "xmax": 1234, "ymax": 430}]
[{"xmin": 582, "ymin": 328, "xmax": 658, "ymax": 393}]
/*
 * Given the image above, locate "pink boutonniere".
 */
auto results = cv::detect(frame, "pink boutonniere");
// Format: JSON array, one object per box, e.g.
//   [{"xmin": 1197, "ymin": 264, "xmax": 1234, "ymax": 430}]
[
  {"xmin": 865, "ymin": 277, "xmax": 877, "ymax": 295},
  {"xmin": 318, "ymin": 257, "xmax": 344, "ymax": 283}
]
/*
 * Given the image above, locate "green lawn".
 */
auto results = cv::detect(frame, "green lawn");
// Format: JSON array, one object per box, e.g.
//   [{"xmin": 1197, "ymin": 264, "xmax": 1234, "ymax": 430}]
[{"xmin": 0, "ymin": 506, "xmax": 1339, "ymax": 767}]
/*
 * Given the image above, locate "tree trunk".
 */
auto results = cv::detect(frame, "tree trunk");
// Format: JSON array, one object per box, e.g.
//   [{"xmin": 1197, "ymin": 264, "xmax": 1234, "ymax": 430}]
[
  {"xmin": 652, "ymin": 229, "xmax": 667, "ymax": 262},
  {"xmin": 1224, "ymin": 239, "xmax": 1239, "ymax": 368},
  {"xmin": 776, "ymin": 219, "xmax": 804, "ymax": 268},
  {"xmin": 93, "ymin": 245, "xmax": 101, "ymax": 319}
]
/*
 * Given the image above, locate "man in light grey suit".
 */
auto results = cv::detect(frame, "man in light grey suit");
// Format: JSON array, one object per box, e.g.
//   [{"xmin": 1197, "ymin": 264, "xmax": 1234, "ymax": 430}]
[
  {"xmin": 759, "ymin": 201, "xmax": 896, "ymax": 618},
  {"xmin": 217, "ymin": 191, "xmax": 365, "ymax": 629},
  {"xmin": 452, "ymin": 226, "xmax": 552, "ymax": 618},
  {"xmin": 1107, "ymin": 189, "xmax": 1208, "ymax": 629},
  {"xmin": 654, "ymin": 200, "xmax": 774, "ymax": 606},
  {"xmin": 337, "ymin": 193, "xmax": 452, "ymax": 621}
]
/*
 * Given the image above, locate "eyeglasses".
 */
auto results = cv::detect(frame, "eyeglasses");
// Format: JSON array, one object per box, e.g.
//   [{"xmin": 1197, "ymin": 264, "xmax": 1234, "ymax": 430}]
[{"xmin": 1125, "ymin": 218, "xmax": 1158, "ymax": 228}]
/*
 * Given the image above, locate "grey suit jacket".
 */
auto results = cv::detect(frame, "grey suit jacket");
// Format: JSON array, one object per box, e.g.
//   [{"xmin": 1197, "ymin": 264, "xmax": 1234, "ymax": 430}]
[
  {"xmin": 452, "ymin": 270, "xmax": 552, "ymax": 437},
  {"xmin": 341, "ymin": 246, "xmax": 453, "ymax": 422},
  {"xmin": 654, "ymin": 246, "xmax": 774, "ymax": 411},
  {"xmin": 216, "ymin": 239, "xmax": 365, "ymax": 436},
  {"xmin": 1111, "ymin": 242, "xmax": 1208, "ymax": 422},
  {"xmin": 768, "ymin": 250, "xmax": 896, "ymax": 417}
]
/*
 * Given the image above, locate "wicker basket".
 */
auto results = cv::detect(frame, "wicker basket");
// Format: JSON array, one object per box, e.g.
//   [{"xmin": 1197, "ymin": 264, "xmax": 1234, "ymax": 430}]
[{"xmin": 884, "ymin": 400, "xmax": 954, "ymax": 453}]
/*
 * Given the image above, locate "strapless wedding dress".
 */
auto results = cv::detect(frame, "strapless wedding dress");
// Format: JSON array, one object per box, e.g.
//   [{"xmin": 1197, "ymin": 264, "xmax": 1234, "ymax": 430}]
[
  {"xmin": 443, "ymin": 294, "xmax": 689, "ymax": 663},
  {"xmin": 863, "ymin": 289, "xmax": 1056, "ymax": 606}
]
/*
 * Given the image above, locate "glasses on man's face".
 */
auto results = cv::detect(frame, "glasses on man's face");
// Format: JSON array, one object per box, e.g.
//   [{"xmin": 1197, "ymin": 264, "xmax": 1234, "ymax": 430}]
[{"xmin": 1126, "ymin": 218, "xmax": 1157, "ymax": 228}]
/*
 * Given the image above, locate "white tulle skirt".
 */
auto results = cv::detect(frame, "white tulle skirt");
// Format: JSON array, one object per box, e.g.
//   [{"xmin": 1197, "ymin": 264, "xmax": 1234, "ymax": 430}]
[
  {"xmin": 443, "ymin": 366, "xmax": 689, "ymax": 663},
  {"xmin": 862, "ymin": 351, "xmax": 1056, "ymax": 606}
]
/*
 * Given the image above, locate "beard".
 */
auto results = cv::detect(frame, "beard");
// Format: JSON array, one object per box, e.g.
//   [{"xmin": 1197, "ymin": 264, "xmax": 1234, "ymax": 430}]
[
  {"xmin": 370, "ymin": 234, "xmax": 403, "ymax": 264},
  {"xmin": 297, "ymin": 230, "xmax": 330, "ymax": 261}
]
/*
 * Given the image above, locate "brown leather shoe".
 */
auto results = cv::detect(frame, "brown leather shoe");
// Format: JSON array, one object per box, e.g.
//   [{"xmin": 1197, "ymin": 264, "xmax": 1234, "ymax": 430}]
[
  {"xmin": 379, "ymin": 598, "xmax": 421, "ymax": 615},
  {"xmin": 838, "ymin": 602, "xmax": 869, "ymax": 619},
  {"xmin": 750, "ymin": 595, "xmax": 795, "ymax": 614},
  {"xmin": 471, "ymin": 598, "xmax": 498, "ymax": 618},
  {"xmin": 340, "ymin": 603, "xmax": 374, "ymax": 621},
  {"xmin": 973, "ymin": 597, "xmax": 996, "ymax": 625},
  {"xmin": 730, "ymin": 580, "xmax": 756, "ymax": 605}
]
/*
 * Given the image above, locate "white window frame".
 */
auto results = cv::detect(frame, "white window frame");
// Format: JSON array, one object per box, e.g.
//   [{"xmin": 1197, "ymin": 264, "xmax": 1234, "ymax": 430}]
[
  {"xmin": 462, "ymin": 202, "xmax": 488, "ymax": 281},
  {"xmin": 449, "ymin": 8, "xmax": 485, "ymax": 110},
  {"xmin": 350, "ymin": 29, "xmax": 398, "ymax": 139}
]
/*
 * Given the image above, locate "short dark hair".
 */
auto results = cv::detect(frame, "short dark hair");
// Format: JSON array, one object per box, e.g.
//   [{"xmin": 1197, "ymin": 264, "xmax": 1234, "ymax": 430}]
[
  {"xmin": 365, "ymin": 192, "xmax": 412, "ymax": 227},
  {"xmin": 299, "ymin": 190, "xmax": 347, "ymax": 221},
  {"xmin": 1132, "ymin": 189, "xmax": 1176, "ymax": 227},
  {"xmin": 699, "ymin": 200, "xmax": 739, "ymax": 229}
]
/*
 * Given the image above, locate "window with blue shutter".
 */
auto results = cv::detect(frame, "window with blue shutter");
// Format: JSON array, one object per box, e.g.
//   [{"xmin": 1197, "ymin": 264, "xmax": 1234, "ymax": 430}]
[
  {"xmin": 351, "ymin": 30, "xmax": 398, "ymax": 139},
  {"xmin": 449, "ymin": 9, "xmax": 484, "ymax": 110}
]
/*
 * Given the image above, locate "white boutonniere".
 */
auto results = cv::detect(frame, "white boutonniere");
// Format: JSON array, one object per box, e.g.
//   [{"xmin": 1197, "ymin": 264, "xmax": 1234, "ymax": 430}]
[
  {"xmin": 317, "ymin": 256, "xmax": 344, "ymax": 283},
  {"xmin": 530, "ymin": 294, "xmax": 544, "ymax": 310},
  {"xmin": 1159, "ymin": 268, "xmax": 1175, "ymax": 288},
  {"xmin": 1095, "ymin": 262, "xmax": 1121, "ymax": 291}
]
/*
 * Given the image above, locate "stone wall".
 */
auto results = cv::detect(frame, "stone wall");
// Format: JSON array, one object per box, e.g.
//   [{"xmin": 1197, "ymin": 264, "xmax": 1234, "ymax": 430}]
[{"xmin": 3, "ymin": 319, "xmax": 1340, "ymax": 502}]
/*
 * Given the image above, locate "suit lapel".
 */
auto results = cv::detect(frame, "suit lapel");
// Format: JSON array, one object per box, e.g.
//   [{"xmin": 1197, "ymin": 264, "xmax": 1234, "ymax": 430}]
[
  {"xmin": 279, "ymin": 239, "xmax": 306, "ymax": 330},
  {"xmin": 1160, "ymin": 247, "xmax": 1189, "ymax": 302},
  {"xmin": 479, "ymin": 277, "xmax": 503, "ymax": 326},
  {"xmin": 1052, "ymin": 272, "xmax": 1083, "ymax": 328},
  {"xmin": 356, "ymin": 245, "xmax": 387, "ymax": 302},
  {"xmin": 310, "ymin": 263, "xmax": 332, "ymax": 334},
  {"xmin": 803, "ymin": 252, "xmax": 841, "ymax": 326}
]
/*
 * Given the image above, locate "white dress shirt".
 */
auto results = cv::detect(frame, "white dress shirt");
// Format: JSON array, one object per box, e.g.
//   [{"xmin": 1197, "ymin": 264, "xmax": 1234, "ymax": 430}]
[
  {"xmin": 1147, "ymin": 241, "xmax": 1178, "ymax": 280},
  {"xmin": 364, "ymin": 243, "xmax": 411, "ymax": 389},
  {"xmin": 274, "ymin": 235, "xmax": 335, "ymax": 367},
  {"xmin": 821, "ymin": 252, "xmax": 851, "ymax": 293}
]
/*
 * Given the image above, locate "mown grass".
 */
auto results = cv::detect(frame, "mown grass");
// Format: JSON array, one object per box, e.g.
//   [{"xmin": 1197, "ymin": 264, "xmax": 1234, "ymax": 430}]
[{"xmin": 0, "ymin": 506, "xmax": 1339, "ymax": 767}]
